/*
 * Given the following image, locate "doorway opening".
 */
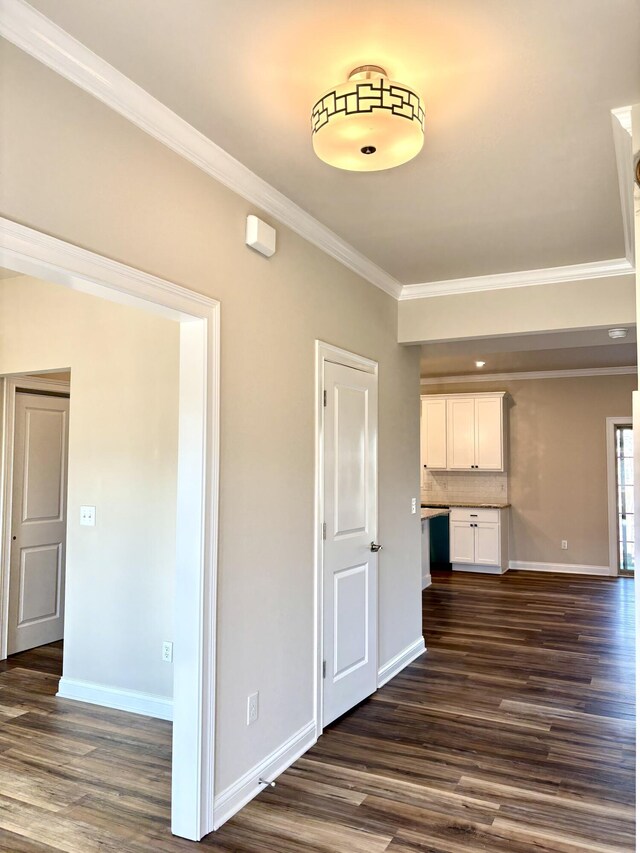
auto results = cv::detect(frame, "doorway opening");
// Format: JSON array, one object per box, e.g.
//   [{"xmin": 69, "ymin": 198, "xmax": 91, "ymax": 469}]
[
  {"xmin": 607, "ymin": 417, "xmax": 634, "ymax": 577},
  {"xmin": 1, "ymin": 373, "xmax": 70, "ymax": 686},
  {"xmin": 0, "ymin": 217, "xmax": 220, "ymax": 841}
]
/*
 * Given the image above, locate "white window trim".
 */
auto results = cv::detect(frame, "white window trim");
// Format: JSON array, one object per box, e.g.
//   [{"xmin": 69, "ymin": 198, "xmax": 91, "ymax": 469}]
[{"xmin": 606, "ymin": 416, "xmax": 633, "ymax": 577}]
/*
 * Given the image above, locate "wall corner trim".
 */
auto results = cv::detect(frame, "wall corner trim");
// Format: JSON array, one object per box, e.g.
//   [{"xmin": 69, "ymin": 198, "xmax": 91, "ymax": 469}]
[
  {"xmin": 0, "ymin": 0, "xmax": 401, "ymax": 301},
  {"xmin": 509, "ymin": 561, "xmax": 612, "ymax": 577},
  {"xmin": 377, "ymin": 637, "xmax": 426, "ymax": 688},
  {"xmin": 611, "ymin": 106, "xmax": 635, "ymax": 267},
  {"xmin": 213, "ymin": 721, "xmax": 317, "ymax": 831},
  {"xmin": 57, "ymin": 677, "xmax": 173, "ymax": 720}
]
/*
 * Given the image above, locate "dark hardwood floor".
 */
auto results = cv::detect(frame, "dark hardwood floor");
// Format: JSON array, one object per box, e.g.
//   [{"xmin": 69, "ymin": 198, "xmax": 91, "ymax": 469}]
[
  {"xmin": 0, "ymin": 640, "xmax": 64, "ymax": 677},
  {"xmin": 0, "ymin": 571, "xmax": 634, "ymax": 851}
]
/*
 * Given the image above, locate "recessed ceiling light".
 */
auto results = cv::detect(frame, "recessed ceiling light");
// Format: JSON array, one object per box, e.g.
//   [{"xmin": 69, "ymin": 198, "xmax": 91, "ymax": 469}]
[
  {"xmin": 608, "ymin": 328, "xmax": 628, "ymax": 339},
  {"xmin": 311, "ymin": 65, "xmax": 425, "ymax": 172},
  {"xmin": 475, "ymin": 361, "xmax": 486, "ymax": 368}
]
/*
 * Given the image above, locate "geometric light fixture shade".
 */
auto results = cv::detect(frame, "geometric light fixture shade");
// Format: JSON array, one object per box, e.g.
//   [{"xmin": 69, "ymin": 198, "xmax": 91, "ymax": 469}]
[{"xmin": 311, "ymin": 65, "xmax": 425, "ymax": 172}]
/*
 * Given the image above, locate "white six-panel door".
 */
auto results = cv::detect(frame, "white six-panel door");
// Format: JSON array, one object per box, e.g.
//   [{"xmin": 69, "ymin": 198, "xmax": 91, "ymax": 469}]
[
  {"xmin": 322, "ymin": 361, "xmax": 378, "ymax": 727},
  {"xmin": 8, "ymin": 393, "xmax": 69, "ymax": 654}
]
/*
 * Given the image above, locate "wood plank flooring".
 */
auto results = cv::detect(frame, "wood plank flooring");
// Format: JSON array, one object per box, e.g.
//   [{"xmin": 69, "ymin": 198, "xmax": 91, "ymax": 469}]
[{"xmin": 0, "ymin": 571, "xmax": 635, "ymax": 851}]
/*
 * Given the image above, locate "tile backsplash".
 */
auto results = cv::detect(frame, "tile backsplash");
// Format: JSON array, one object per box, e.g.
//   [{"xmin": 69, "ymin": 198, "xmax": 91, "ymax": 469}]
[{"xmin": 422, "ymin": 469, "xmax": 508, "ymax": 503}]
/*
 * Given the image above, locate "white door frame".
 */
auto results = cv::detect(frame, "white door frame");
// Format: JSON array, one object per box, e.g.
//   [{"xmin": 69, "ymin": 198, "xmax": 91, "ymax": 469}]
[
  {"xmin": 606, "ymin": 416, "xmax": 633, "ymax": 576},
  {"xmin": 0, "ymin": 217, "xmax": 220, "ymax": 841},
  {"xmin": 0, "ymin": 374, "xmax": 71, "ymax": 660},
  {"xmin": 314, "ymin": 341, "xmax": 378, "ymax": 737}
]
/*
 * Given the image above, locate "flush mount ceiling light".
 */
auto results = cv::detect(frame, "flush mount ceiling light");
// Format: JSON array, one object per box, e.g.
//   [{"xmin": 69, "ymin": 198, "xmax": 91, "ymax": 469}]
[
  {"xmin": 475, "ymin": 361, "xmax": 486, "ymax": 368},
  {"xmin": 311, "ymin": 65, "xmax": 425, "ymax": 172},
  {"xmin": 608, "ymin": 328, "xmax": 628, "ymax": 339}
]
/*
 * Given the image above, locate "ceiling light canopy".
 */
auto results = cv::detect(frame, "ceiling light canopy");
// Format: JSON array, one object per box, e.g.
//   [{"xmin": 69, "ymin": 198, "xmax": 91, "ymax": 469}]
[
  {"xmin": 608, "ymin": 328, "xmax": 628, "ymax": 339},
  {"xmin": 311, "ymin": 65, "xmax": 425, "ymax": 172}
]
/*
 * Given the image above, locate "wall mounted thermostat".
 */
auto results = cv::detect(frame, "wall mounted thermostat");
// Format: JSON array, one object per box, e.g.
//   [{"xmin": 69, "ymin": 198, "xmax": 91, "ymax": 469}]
[{"xmin": 246, "ymin": 215, "xmax": 276, "ymax": 258}]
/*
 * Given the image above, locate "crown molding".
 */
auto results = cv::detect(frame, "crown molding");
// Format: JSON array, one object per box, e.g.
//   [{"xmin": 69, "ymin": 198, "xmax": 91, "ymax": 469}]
[
  {"xmin": 0, "ymin": 0, "xmax": 402, "ymax": 300},
  {"xmin": 611, "ymin": 105, "xmax": 632, "ymax": 134},
  {"xmin": 400, "ymin": 257, "xmax": 634, "ymax": 300},
  {"xmin": 611, "ymin": 107, "xmax": 635, "ymax": 267},
  {"xmin": 420, "ymin": 365, "xmax": 638, "ymax": 386}
]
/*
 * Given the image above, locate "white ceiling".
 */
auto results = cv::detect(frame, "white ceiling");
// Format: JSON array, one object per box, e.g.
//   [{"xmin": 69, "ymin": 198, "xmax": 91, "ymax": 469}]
[
  {"xmin": 421, "ymin": 328, "xmax": 638, "ymax": 377},
  {"xmin": 24, "ymin": 0, "xmax": 640, "ymax": 284}
]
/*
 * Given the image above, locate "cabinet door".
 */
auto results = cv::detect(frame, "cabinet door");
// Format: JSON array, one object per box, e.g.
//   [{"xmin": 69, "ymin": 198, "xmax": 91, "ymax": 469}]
[
  {"xmin": 475, "ymin": 396, "xmax": 503, "ymax": 470},
  {"xmin": 450, "ymin": 521, "xmax": 475, "ymax": 563},
  {"xmin": 421, "ymin": 398, "xmax": 447, "ymax": 469},
  {"xmin": 474, "ymin": 523, "xmax": 501, "ymax": 566},
  {"xmin": 446, "ymin": 398, "xmax": 476, "ymax": 470}
]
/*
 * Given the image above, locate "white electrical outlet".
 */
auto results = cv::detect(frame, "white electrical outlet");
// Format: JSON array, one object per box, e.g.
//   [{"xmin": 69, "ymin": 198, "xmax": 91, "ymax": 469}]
[
  {"xmin": 162, "ymin": 641, "xmax": 173, "ymax": 663},
  {"xmin": 411, "ymin": 498, "xmax": 417, "ymax": 515},
  {"xmin": 561, "ymin": 540, "xmax": 568, "ymax": 550},
  {"xmin": 80, "ymin": 505, "xmax": 96, "ymax": 526},
  {"xmin": 247, "ymin": 691, "xmax": 259, "ymax": 725}
]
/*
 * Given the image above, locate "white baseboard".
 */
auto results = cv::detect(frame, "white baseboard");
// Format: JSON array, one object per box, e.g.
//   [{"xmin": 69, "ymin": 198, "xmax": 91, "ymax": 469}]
[
  {"xmin": 422, "ymin": 573, "xmax": 432, "ymax": 589},
  {"xmin": 509, "ymin": 560, "xmax": 611, "ymax": 576},
  {"xmin": 57, "ymin": 677, "xmax": 173, "ymax": 720},
  {"xmin": 377, "ymin": 637, "xmax": 426, "ymax": 688},
  {"xmin": 213, "ymin": 720, "xmax": 316, "ymax": 830},
  {"xmin": 452, "ymin": 563, "xmax": 507, "ymax": 574}
]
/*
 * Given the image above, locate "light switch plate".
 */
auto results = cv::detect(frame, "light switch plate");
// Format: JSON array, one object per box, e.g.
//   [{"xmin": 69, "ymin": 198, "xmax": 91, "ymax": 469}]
[{"xmin": 80, "ymin": 505, "xmax": 96, "ymax": 526}]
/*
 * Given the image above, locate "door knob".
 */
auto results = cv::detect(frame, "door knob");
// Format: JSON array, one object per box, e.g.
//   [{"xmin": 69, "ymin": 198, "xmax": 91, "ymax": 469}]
[{"xmin": 370, "ymin": 541, "xmax": 383, "ymax": 552}]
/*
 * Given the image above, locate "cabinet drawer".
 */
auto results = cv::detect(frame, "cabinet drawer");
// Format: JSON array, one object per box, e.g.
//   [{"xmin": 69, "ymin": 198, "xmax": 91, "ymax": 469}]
[{"xmin": 450, "ymin": 507, "xmax": 500, "ymax": 523}]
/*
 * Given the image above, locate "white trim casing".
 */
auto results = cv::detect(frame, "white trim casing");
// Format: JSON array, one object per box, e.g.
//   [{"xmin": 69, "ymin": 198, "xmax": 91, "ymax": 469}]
[
  {"xmin": 57, "ymin": 677, "xmax": 173, "ymax": 720},
  {"xmin": 0, "ymin": 217, "xmax": 220, "ymax": 843},
  {"xmin": 377, "ymin": 638, "xmax": 426, "ymax": 688},
  {"xmin": 0, "ymin": 374, "xmax": 71, "ymax": 661},
  {"xmin": 0, "ymin": 0, "xmax": 401, "ymax": 300},
  {"xmin": 400, "ymin": 258, "xmax": 634, "ymax": 300},
  {"xmin": 421, "ymin": 366, "xmax": 638, "ymax": 387},
  {"xmin": 611, "ymin": 106, "xmax": 635, "ymax": 267},
  {"xmin": 213, "ymin": 721, "xmax": 316, "ymax": 831},
  {"xmin": 606, "ymin": 416, "xmax": 633, "ymax": 576},
  {"xmin": 509, "ymin": 561, "xmax": 611, "ymax": 576},
  {"xmin": 314, "ymin": 341, "xmax": 378, "ymax": 738}
]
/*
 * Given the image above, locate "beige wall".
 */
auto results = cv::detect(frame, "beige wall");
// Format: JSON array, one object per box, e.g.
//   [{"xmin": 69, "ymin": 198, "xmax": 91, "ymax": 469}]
[
  {"xmin": 0, "ymin": 275, "xmax": 180, "ymax": 697},
  {"xmin": 0, "ymin": 42, "xmax": 422, "ymax": 794},
  {"xmin": 399, "ymin": 275, "xmax": 636, "ymax": 344},
  {"xmin": 423, "ymin": 374, "xmax": 636, "ymax": 567}
]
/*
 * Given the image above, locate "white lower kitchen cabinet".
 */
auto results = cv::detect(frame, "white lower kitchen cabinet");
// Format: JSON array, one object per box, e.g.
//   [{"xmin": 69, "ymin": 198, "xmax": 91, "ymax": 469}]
[{"xmin": 449, "ymin": 507, "xmax": 509, "ymax": 573}]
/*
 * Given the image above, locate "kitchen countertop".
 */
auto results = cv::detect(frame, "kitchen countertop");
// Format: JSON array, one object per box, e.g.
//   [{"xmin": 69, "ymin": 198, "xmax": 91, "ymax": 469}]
[
  {"xmin": 421, "ymin": 508, "xmax": 451, "ymax": 521},
  {"xmin": 421, "ymin": 500, "xmax": 511, "ymax": 509}
]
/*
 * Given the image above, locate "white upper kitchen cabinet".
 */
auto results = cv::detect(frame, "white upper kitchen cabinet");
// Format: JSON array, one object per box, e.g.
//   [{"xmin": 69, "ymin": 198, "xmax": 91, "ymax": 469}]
[
  {"xmin": 421, "ymin": 392, "xmax": 507, "ymax": 472},
  {"xmin": 474, "ymin": 395, "xmax": 504, "ymax": 470},
  {"xmin": 420, "ymin": 397, "xmax": 447, "ymax": 469},
  {"xmin": 446, "ymin": 397, "xmax": 476, "ymax": 470}
]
